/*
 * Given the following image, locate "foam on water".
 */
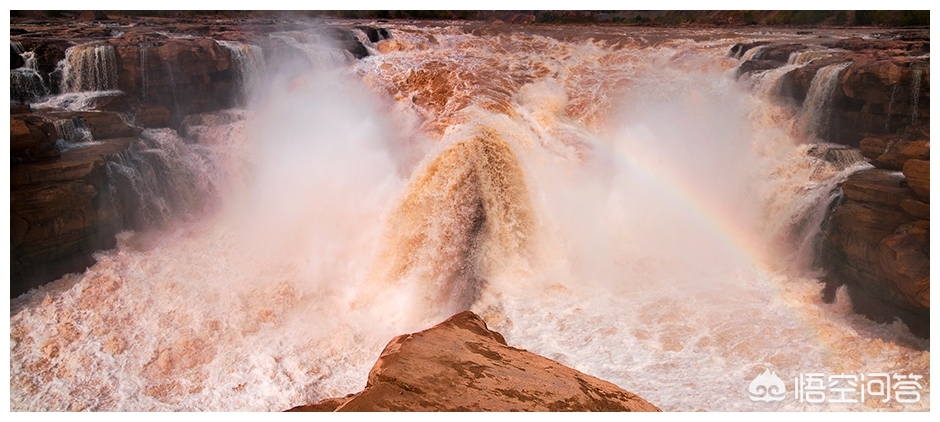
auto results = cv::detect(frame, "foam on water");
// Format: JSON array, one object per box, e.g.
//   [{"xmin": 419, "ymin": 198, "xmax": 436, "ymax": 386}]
[{"xmin": 9, "ymin": 24, "xmax": 929, "ymax": 411}]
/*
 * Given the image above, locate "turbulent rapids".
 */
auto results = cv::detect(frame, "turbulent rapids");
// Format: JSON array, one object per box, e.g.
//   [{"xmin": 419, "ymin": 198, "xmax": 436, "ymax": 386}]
[{"xmin": 10, "ymin": 22, "xmax": 929, "ymax": 411}]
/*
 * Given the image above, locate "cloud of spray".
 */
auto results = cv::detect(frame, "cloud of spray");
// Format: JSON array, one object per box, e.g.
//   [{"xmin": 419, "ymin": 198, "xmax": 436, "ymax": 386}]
[
  {"xmin": 224, "ymin": 47, "xmax": 442, "ymax": 332},
  {"xmin": 494, "ymin": 68, "xmax": 770, "ymax": 301}
]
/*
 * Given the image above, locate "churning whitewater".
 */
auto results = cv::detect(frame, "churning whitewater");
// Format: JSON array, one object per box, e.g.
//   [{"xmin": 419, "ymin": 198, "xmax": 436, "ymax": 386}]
[{"xmin": 10, "ymin": 23, "xmax": 929, "ymax": 411}]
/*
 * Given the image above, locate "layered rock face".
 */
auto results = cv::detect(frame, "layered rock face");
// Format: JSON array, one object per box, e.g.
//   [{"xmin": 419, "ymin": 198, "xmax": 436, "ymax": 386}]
[
  {"xmin": 734, "ymin": 31, "xmax": 930, "ymax": 338},
  {"xmin": 822, "ymin": 138, "xmax": 929, "ymax": 338},
  {"xmin": 10, "ymin": 15, "xmax": 384, "ymax": 297},
  {"xmin": 735, "ymin": 31, "xmax": 929, "ymax": 147},
  {"xmin": 10, "ymin": 110, "xmax": 138, "ymax": 297},
  {"xmin": 10, "ymin": 16, "xmax": 373, "ymax": 129},
  {"xmin": 288, "ymin": 312, "xmax": 661, "ymax": 412}
]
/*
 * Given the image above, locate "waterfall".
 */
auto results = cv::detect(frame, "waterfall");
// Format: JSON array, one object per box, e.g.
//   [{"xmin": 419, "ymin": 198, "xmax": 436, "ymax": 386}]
[
  {"xmin": 885, "ymin": 83, "xmax": 899, "ymax": 132},
  {"xmin": 10, "ymin": 42, "xmax": 48, "ymax": 102},
  {"xmin": 54, "ymin": 116, "xmax": 94, "ymax": 143},
  {"xmin": 910, "ymin": 67, "xmax": 922, "ymax": 125},
  {"xmin": 759, "ymin": 143, "xmax": 871, "ymax": 271},
  {"xmin": 797, "ymin": 62, "xmax": 851, "ymax": 141},
  {"xmin": 139, "ymin": 43, "xmax": 150, "ymax": 100},
  {"xmin": 59, "ymin": 43, "xmax": 119, "ymax": 93},
  {"xmin": 270, "ymin": 31, "xmax": 351, "ymax": 69},
  {"xmin": 747, "ymin": 64, "xmax": 798, "ymax": 99},
  {"xmin": 218, "ymin": 40, "xmax": 266, "ymax": 105},
  {"xmin": 787, "ymin": 49, "xmax": 837, "ymax": 66},
  {"xmin": 366, "ymin": 128, "xmax": 535, "ymax": 320},
  {"xmin": 10, "ymin": 25, "xmax": 929, "ymax": 412},
  {"xmin": 12, "ymin": 41, "xmax": 39, "ymax": 70},
  {"xmin": 105, "ymin": 129, "xmax": 219, "ymax": 230},
  {"xmin": 740, "ymin": 45, "xmax": 767, "ymax": 61},
  {"xmin": 11, "ymin": 68, "xmax": 48, "ymax": 103},
  {"xmin": 52, "ymin": 116, "xmax": 98, "ymax": 152}
]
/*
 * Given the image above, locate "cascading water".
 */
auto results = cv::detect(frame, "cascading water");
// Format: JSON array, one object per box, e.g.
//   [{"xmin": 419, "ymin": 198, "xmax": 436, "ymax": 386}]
[
  {"xmin": 740, "ymin": 44, "xmax": 767, "ymax": 61},
  {"xmin": 796, "ymin": 62, "xmax": 851, "ymax": 141},
  {"xmin": 10, "ymin": 24, "xmax": 929, "ymax": 412},
  {"xmin": 30, "ymin": 43, "xmax": 123, "ymax": 110},
  {"xmin": 269, "ymin": 31, "xmax": 353, "ymax": 70},
  {"xmin": 52, "ymin": 116, "xmax": 97, "ymax": 152},
  {"xmin": 886, "ymin": 83, "xmax": 900, "ymax": 132},
  {"xmin": 910, "ymin": 67, "xmax": 923, "ymax": 126},
  {"xmin": 218, "ymin": 41, "xmax": 266, "ymax": 106},
  {"xmin": 59, "ymin": 43, "xmax": 119, "ymax": 93},
  {"xmin": 10, "ymin": 42, "xmax": 49, "ymax": 103},
  {"xmin": 104, "ymin": 128, "xmax": 221, "ymax": 231},
  {"xmin": 139, "ymin": 43, "xmax": 150, "ymax": 100},
  {"xmin": 787, "ymin": 48, "xmax": 839, "ymax": 66}
]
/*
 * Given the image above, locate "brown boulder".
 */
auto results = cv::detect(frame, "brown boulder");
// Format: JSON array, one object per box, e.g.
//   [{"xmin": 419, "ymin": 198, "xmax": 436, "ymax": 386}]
[
  {"xmin": 45, "ymin": 111, "xmax": 142, "ymax": 140},
  {"xmin": 902, "ymin": 159, "xmax": 930, "ymax": 201},
  {"xmin": 133, "ymin": 104, "xmax": 172, "ymax": 128},
  {"xmin": 111, "ymin": 35, "xmax": 237, "ymax": 126},
  {"xmin": 11, "ymin": 115, "xmax": 59, "ymax": 164},
  {"xmin": 862, "ymin": 138, "xmax": 929, "ymax": 170},
  {"xmin": 840, "ymin": 169, "xmax": 916, "ymax": 207},
  {"xmin": 827, "ymin": 200, "xmax": 915, "ymax": 274},
  {"xmin": 859, "ymin": 137, "xmax": 889, "ymax": 161},
  {"xmin": 900, "ymin": 198, "xmax": 930, "ymax": 219},
  {"xmin": 289, "ymin": 312, "xmax": 660, "ymax": 412},
  {"xmin": 880, "ymin": 220, "xmax": 930, "ymax": 309}
]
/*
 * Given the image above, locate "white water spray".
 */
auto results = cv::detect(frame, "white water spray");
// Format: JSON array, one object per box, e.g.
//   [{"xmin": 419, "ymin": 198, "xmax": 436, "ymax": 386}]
[
  {"xmin": 797, "ymin": 62, "xmax": 851, "ymax": 141},
  {"xmin": 10, "ymin": 26, "xmax": 929, "ymax": 412},
  {"xmin": 218, "ymin": 40, "xmax": 266, "ymax": 105},
  {"xmin": 59, "ymin": 43, "xmax": 119, "ymax": 93}
]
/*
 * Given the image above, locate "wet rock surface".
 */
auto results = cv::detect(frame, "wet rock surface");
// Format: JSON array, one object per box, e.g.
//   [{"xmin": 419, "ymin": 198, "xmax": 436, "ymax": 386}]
[
  {"xmin": 734, "ymin": 31, "xmax": 929, "ymax": 147},
  {"xmin": 10, "ymin": 15, "xmax": 390, "ymax": 297},
  {"xmin": 733, "ymin": 32, "xmax": 930, "ymax": 338},
  {"xmin": 822, "ymin": 141, "xmax": 929, "ymax": 338},
  {"xmin": 288, "ymin": 312, "xmax": 661, "ymax": 412}
]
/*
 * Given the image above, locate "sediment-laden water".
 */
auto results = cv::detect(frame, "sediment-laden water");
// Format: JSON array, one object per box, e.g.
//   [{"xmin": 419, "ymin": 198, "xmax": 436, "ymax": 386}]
[{"xmin": 9, "ymin": 23, "xmax": 929, "ymax": 411}]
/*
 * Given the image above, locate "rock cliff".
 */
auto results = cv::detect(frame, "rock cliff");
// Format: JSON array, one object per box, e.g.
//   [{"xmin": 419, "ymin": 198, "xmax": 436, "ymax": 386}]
[
  {"xmin": 733, "ymin": 32, "xmax": 930, "ymax": 338},
  {"xmin": 734, "ymin": 31, "xmax": 929, "ymax": 147},
  {"xmin": 822, "ymin": 137, "xmax": 929, "ymax": 338},
  {"xmin": 287, "ymin": 312, "xmax": 661, "ymax": 412},
  {"xmin": 9, "ymin": 16, "xmax": 385, "ymax": 297}
]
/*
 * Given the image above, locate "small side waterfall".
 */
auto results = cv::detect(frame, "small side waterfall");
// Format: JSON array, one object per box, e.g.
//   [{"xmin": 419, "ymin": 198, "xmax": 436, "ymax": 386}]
[
  {"xmin": 787, "ymin": 49, "xmax": 839, "ymax": 66},
  {"xmin": 105, "ymin": 129, "xmax": 218, "ymax": 231},
  {"xmin": 54, "ymin": 116, "xmax": 94, "ymax": 143},
  {"xmin": 139, "ymin": 43, "xmax": 150, "ymax": 100},
  {"xmin": 740, "ymin": 45, "xmax": 767, "ymax": 61},
  {"xmin": 11, "ymin": 42, "xmax": 49, "ymax": 102},
  {"xmin": 760, "ymin": 143, "xmax": 871, "ymax": 271},
  {"xmin": 910, "ymin": 67, "xmax": 923, "ymax": 126},
  {"xmin": 270, "ymin": 31, "xmax": 351, "ymax": 69},
  {"xmin": 218, "ymin": 40, "xmax": 266, "ymax": 105},
  {"xmin": 52, "ymin": 116, "xmax": 97, "ymax": 152},
  {"xmin": 59, "ymin": 43, "xmax": 119, "ymax": 93},
  {"xmin": 747, "ymin": 64, "xmax": 798, "ymax": 99},
  {"xmin": 885, "ymin": 83, "xmax": 900, "ymax": 132},
  {"xmin": 797, "ymin": 62, "xmax": 851, "ymax": 141}
]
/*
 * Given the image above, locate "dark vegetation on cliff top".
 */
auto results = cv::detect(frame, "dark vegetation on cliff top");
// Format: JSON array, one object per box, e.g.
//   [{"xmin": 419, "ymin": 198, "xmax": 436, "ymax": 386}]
[{"xmin": 11, "ymin": 10, "xmax": 930, "ymax": 28}]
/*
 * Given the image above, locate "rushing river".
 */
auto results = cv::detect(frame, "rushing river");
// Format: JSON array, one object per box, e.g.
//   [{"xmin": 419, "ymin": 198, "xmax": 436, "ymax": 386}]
[{"xmin": 9, "ymin": 22, "xmax": 929, "ymax": 411}]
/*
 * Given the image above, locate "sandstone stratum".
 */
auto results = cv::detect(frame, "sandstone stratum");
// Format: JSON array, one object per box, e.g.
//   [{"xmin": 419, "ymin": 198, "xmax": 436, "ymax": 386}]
[
  {"xmin": 287, "ymin": 311, "xmax": 661, "ymax": 412},
  {"xmin": 733, "ymin": 34, "xmax": 930, "ymax": 338}
]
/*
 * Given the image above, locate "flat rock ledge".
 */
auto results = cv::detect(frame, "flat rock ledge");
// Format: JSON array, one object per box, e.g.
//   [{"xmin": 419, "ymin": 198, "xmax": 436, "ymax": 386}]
[{"xmin": 287, "ymin": 311, "xmax": 661, "ymax": 412}]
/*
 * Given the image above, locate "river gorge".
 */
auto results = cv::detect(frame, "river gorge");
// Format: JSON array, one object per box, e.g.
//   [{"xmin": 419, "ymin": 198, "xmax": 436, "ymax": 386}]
[{"xmin": 8, "ymin": 14, "xmax": 930, "ymax": 411}]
